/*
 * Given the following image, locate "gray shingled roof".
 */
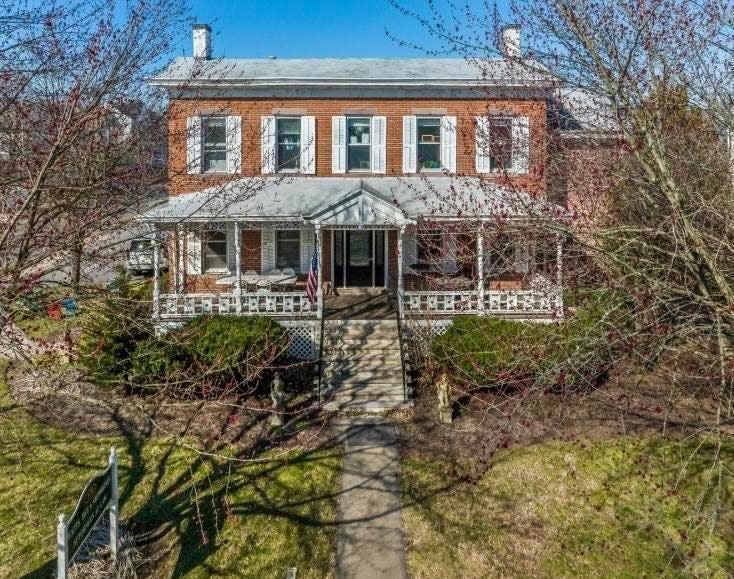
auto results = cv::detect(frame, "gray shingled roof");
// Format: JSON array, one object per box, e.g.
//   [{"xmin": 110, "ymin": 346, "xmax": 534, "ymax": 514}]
[
  {"xmin": 151, "ymin": 57, "xmax": 555, "ymax": 87},
  {"xmin": 140, "ymin": 176, "xmax": 564, "ymax": 223},
  {"xmin": 551, "ymin": 88, "xmax": 617, "ymax": 133}
]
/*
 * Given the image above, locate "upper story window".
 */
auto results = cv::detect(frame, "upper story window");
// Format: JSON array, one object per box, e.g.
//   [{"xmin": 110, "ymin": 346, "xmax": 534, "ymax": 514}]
[
  {"xmin": 347, "ymin": 117, "xmax": 371, "ymax": 172},
  {"xmin": 417, "ymin": 117, "xmax": 441, "ymax": 171},
  {"xmin": 262, "ymin": 115, "xmax": 315, "ymax": 175},
  {"xmin": 489, "ymin": 118, "xmax": 512, "ymax": 172},
  {"xmin": 332, "ymin": 115, "xmax": 385, "ymax": 174},
  {"xmin": 186, "ymin": 115, "xmax": 241, "ymax": 175},
  {"xmin": 201, "ymin": 116, "xmax": 227, "ymax": 173},
  {"xmin": 202, "ymin": 230, "xmax": 228, "ymax": 273},
  {"xmin": 276, "ymin": 117, "xmax": 301, "ymax": 171},
  {"xmin": 475, "ymin": 115, "xmax": 529, "ymax": 175}
]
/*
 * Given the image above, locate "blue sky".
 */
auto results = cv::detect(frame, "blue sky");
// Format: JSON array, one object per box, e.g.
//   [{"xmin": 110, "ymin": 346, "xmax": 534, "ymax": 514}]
[{"xmin": 182, "ymin": 0, "xmax": 506, "ymax": 59}]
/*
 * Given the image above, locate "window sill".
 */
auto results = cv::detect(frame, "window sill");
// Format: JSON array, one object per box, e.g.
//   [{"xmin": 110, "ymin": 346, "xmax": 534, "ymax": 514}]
[{"xmin": 204, "ymin": 269, "xmax": 230, "ymax": 275}]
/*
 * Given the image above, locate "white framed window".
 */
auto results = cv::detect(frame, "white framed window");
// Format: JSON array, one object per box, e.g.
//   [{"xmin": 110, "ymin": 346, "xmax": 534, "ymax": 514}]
[
  {"xmin": 275, "ymin": 230, "xmax": 301, "ymax": 272},
  {"xmin": 488, "ymin": 118, "xmax": 513, "ymax": 172},
  {"xmin": 332, "ymin": 116, "xmax": 385, "ymax": 174},
  {"xmin": 201, "ymin": 116, "xmax": 227, "ymax": 173},
  {"xmin": 347, "ymin": 117, "xmax": 371, "ymax": 172},
  {"xmin": 476, "ymin": 115, "xmax": 529, "ymax": 174},
  {"xmin": 202, "ymin": 230, "xmax": 228, "ymax": 273},
  {"xmin": 276, "ymin": 117, "xmax": 301, "ymax": 171},
  {"xmin": 416, "ymin": 117, "xmax": 442, "ymax": 171}
]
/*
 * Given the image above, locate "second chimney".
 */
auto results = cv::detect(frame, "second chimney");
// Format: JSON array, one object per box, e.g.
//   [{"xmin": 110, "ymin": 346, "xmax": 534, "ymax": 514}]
[
  {"xmin": 193, "ymin": 24, "xmax": 212, "ymax": 59},
  {"xmin": 500, "ymin": 25, "xmax": 521, "ymax": 59}
]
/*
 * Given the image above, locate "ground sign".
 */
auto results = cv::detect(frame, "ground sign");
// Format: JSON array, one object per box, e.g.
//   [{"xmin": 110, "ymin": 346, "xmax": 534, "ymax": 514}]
[{"xmin": 57, "ymin": 447, "xmax": 118, "ymax": 578}]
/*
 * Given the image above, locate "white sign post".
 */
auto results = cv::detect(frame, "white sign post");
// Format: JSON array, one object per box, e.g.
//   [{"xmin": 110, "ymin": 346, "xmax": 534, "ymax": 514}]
[{"xmin": 56, "ymin": 447, "xmax": 119, "ymax": 579}]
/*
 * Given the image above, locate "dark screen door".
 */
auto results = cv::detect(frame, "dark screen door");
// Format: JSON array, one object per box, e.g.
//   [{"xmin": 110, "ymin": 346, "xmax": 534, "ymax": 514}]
[{"xmin": 346, "ymin": 231, "xmax": 372, "ymax": 286}]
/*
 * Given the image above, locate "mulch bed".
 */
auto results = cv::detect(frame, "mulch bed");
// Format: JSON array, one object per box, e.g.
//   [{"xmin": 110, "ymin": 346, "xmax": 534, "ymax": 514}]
[
  {"xmin": 5, "ymin": 361, "xmax": 333, "ymax": 452},
  {"xmin": 399, "ymin": 361, "xmax": 727, "ymax": 462}
]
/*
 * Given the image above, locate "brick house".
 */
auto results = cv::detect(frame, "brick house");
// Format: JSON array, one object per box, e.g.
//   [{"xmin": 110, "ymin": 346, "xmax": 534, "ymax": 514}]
[{"xmin": 141, "ymin": 24, "xmax": 572, "ymax": 330}]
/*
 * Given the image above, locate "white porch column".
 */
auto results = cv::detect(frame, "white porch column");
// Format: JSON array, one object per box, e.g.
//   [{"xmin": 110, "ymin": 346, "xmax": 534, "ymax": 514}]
[
  {"xmin": 397, "ymin": 225, "xmax": 405, "ymax": 296},
  {"xmin": 477, "ymin": 224, "xmax": 485, "ymax": 314},
  {"xmin": 152, "ymin": 226, "xmax": 161, "ymax": 320},
  {"xmin": 315, "ymin": 223, "xmax": 323, "ymax": 319},
  {"xmin": 555, "ymin": 234, "xmax": 564, "ymax": 315},
  {"xmin": 175, "ymin": 223, "xmax": 184, "ymax": 295},
  {"xmin": 234, "ymin": 221, "xmax": 242, "ymax": 313}
]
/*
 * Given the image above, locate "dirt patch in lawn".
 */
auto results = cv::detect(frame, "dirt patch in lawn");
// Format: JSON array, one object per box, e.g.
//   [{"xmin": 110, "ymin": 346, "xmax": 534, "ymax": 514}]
[{"xmin": 5, "ymin": 361, "xmax": 332, "ymax": 452}]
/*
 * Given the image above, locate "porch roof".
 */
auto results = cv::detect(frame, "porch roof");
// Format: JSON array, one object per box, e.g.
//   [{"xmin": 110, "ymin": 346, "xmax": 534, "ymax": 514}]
[{"xmin": 140, "ymin": 177, "xmax": 564, "ymax": 224}]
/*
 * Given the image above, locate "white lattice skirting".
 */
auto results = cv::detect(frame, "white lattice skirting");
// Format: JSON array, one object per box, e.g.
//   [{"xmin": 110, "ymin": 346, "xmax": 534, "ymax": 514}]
[{"xmin": 279, "ymin": 321, "xmax": 320, "ymax": 360}]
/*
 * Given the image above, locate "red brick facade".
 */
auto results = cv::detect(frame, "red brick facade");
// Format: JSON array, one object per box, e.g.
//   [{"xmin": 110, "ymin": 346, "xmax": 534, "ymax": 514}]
[{"xmin": 166, "ymin": 97, "xmax": 547, "ymax": 197}]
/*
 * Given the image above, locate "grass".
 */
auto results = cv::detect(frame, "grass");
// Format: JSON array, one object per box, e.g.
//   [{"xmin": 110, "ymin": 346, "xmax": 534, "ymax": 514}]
[
  {"xmin": 0, "ymin": 365, "xmax": 341, "ymax": 578},
  {"xmin": 14, "ymin": 315, "xmax": 69, "ymax": 342},
  {"xmin": 402, "ymin": 436, "xmax": 734, "ymax": 578}
]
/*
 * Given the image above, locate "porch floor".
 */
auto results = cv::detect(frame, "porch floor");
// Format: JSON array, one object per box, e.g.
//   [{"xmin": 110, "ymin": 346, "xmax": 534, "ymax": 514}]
[{"xmin": 324, "ymin": 290, "xmax": 396, "ymax": 320}]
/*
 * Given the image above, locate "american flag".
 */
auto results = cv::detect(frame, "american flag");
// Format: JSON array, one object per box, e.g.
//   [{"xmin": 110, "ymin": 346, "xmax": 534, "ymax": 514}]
[{"xmin": 306, "ymin": 247, "xmax": 318, "ymax": 304}]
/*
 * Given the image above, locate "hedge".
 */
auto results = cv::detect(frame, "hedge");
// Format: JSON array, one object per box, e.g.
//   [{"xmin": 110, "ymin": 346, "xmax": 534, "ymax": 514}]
[
  {"xmin": 431, "ymin": 291, "xmax": 631, "ymax": 391},
  {"xmin": 129, "ymin": 315, "xmax": 286, "ymax": 393}
]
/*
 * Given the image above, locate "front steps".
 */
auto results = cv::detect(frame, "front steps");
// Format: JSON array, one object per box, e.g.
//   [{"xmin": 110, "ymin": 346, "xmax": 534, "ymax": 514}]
[{"xmin": 320, "ymin": 319, "xmax": 410, "ymax": 412}]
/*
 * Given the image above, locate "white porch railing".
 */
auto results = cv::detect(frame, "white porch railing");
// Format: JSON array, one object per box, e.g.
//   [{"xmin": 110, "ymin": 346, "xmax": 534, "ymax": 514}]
[
  {"xmin": 159, "ymin": 292, "xmax": 315, "ymax": 319},
  {"xmin": 401, "ymin": 289, "xmax": 561, "ymax": 316}
]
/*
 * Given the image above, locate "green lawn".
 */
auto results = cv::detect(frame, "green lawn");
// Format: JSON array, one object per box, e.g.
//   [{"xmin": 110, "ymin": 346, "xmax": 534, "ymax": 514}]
[
  {"xmin": 0, "ymin": 368, "xmax": 341, "ymax": 578},
  {"xmin": 402, "ymin": 436, "xmax": 734, "ymax": 578}
]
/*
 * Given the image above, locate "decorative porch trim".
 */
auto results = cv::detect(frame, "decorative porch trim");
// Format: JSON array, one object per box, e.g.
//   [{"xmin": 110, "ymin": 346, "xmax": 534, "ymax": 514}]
[{"xmin": 159, "ymin": 292, "xmax": 316, "ymax": 318}]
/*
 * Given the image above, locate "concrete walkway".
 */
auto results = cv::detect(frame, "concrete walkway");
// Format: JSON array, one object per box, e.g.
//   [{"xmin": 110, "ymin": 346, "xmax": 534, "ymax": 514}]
[{"xmin": 333, "ymin": 417, "xmax": 408, "ymax": 579}]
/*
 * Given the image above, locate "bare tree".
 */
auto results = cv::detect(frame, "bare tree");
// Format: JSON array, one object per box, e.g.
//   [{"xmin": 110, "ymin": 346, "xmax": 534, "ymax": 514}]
[{"xmin": 0, "ymin": 0, "xmax": 188, "ymax": 355}]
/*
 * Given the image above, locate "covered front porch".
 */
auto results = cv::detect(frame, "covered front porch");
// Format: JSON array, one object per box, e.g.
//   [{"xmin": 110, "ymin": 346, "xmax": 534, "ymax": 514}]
[{"xmin": 140, "ymin": 177, "xmax": 565, "ymax": 322}]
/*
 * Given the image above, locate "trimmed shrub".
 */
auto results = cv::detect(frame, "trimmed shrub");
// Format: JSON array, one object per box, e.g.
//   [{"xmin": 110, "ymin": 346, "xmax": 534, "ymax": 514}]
[
  {"xmin": 431, "ymin": 290, "xmax": 631, "ymax": 391},
  {"xmin": 130, "ymin": 315, "xmax": 286, "ymax": 394}
]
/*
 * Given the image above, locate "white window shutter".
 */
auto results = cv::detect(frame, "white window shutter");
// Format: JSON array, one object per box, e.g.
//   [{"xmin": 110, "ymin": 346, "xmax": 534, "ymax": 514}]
[
  {"xmin": 511, "ymin": 116, "xmax": 530, "ymax": 174},
  {"xmin": 261, "ymin": 229, "xmax": 275, "ymax": 272},
  {"xmin": 371, "ymin": 116, "xmax": 387, "ymax": 174},
  {"xmin": 300, "ymin": 116, "xmax": 316, "ymax": 174},
  {"xmin": 402, "ymin": 115, "xmax": 417, "ymax": 173},
  {"xmin": 331, "ymin": 116, "xmax": 346, "ymax": 174},
  {"xmin": 226, "ymin": 116, "xmax": 242, "ymax": 174},
  {"xmin": 186, "ymin": 116, "xmax": 202, "ymax": 175},
  {"xmin": 261, "ymin": 115, "xmax": 276, "ymax": 174},
  {"xmin": 300, "ymin": 228, "xmax": 314, "ymax": 274},
  {"xmin": 402, "ymin": 232, "xmax": 417, "ymax": 270},
  {"xmin": 475, "ymin": 116, "xmax": 491, "ymax": 173},
  {"xmin": 441, "ymin": 116, "xmax": 457, "ymax": 173},
  {"xmin": 185, "ymin": 231, "xmax": 202, "ymax": 274},
  {"xmin": 226, "ymin": 223, "xmax": 236, "ymax": 272}
]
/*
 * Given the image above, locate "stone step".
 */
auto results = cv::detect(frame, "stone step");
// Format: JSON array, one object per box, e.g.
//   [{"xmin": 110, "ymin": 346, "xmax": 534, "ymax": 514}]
[
  {"xmin": 323, "ymin": 380, "xmax": 404, "ymax": 390},
  {"xmin": 325, "ymin": 360, "xmax": 403, "ymax": 373},
  {"xmin": 325, "ymin": 383, "xmax": 404, "ymax": 396},
  {"xmin": 323, "ymin": 330, "xmax": 399, "ymax": 342},
  {"xmin": 323, "ymin": 399, "xmax": 413, "ymax": 412},
  {"xmin": 324, "ymin": 338, "xmax": 401, "ymax": 350},
  {"xmin": 324, "ymin": 369, "xmax": 403, "ymax": 383},
  {"xmin": 325, "ymin": 318, "xmax": 396, "ymax": 326},
  {"xmin": 323, "ymin": 351, "xmax": 402, "ymax": 363}
]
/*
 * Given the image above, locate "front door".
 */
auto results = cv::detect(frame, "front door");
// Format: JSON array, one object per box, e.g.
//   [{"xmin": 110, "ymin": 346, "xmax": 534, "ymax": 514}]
[
  {"xmin": 346, "ymin": 231, "xmax": 372, "ymax": 286},
  {"xmin": 333, "ymin": 230, "xmax": 386, "ymax": 288}
]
